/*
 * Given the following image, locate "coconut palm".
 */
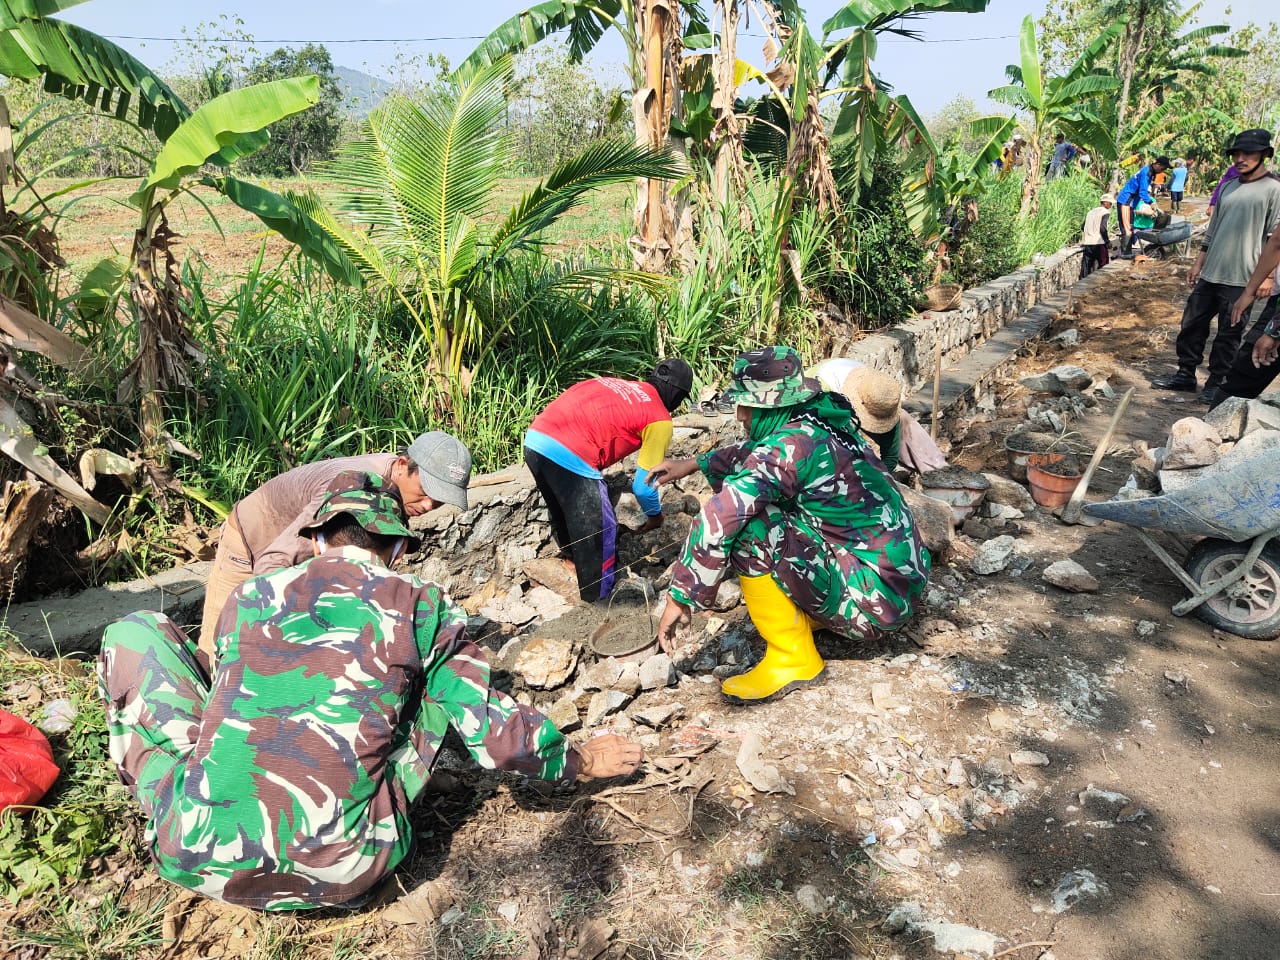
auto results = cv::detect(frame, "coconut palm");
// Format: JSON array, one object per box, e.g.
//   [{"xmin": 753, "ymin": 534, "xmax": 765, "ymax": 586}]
[
  {"xmin": 303, "ymin": 58, "xmax": 678, "ymax": 400},
  {"xmin": 989, "ymin": 15, "xmax": 1123, "ymax": 215}
]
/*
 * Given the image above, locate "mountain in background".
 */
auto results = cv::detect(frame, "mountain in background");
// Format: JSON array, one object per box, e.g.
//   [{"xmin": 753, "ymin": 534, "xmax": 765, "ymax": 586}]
[{"xmin": 335, "ymin": 65, "xmax": 392, "ymax": 117}]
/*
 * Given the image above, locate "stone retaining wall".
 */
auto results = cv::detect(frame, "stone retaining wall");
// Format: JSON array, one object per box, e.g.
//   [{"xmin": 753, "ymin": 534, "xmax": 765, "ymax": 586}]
[
  {"xmin": 406, "ymin": 244, "xmax": 1085, "ymax": 600},
  {"xmin": 840, "ymin": 246, "xmax": 1083, "ymax": 392}
]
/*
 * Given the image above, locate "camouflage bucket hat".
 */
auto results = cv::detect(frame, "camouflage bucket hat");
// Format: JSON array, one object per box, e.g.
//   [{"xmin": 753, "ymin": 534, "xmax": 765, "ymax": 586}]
[
  {"xmin": 299, "ymin": 470, "xmax": 422, "ymax": 553},
  {"xmin": 722, "ymin": 346, "xmax": 822, "ymax": 408}
]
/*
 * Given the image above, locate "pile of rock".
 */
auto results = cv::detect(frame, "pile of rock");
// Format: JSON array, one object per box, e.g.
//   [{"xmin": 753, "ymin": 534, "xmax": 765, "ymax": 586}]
[
  {"xmin": 1131, "ymin": 395, "xmax": 1280, "ymax": 494},
  {"xmin": 1019, "ymin": 364, "xmax": 1110, "ymax": 433}
]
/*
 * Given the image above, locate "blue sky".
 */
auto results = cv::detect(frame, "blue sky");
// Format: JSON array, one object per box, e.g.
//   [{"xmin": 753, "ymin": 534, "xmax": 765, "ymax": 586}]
[{"xmin": 58, "ymin": 1, "xmax": 1271, "ymax": 115}]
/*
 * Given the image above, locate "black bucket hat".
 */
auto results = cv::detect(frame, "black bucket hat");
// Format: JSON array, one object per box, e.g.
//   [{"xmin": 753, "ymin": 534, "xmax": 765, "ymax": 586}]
[{"xmin": 1227, "ymin": 129, "xmax": 1274, "ymax": 158}]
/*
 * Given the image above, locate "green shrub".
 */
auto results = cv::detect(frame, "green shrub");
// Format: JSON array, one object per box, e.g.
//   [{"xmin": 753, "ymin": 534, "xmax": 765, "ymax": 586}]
[
  {"xmin": 826, "ymin": 155, "xmax": 928, "ymax": 327},
  {"xmin": 1015, "ymin": 173, "xmax": 1101, "ymax": 262},
  {"xmin": 951, "ymin": 173, "xmax": 1022, "ymax": 286}
]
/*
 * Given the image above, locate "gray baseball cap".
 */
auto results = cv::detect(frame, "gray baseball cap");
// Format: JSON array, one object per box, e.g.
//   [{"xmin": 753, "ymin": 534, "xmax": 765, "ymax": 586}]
[{"xmin": 406, "ymin": 431, "xmax": 472, "ymax": 510}]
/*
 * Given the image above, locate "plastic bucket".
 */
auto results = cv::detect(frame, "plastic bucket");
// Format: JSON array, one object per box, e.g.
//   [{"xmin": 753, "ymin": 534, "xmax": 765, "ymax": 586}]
[{"xmin": 1027, "ymin": 464, "xmax": 1083, "ymax": 508}]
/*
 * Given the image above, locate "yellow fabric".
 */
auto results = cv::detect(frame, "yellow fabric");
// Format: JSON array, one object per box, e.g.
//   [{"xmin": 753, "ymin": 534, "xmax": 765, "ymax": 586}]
[
  {"xmin": 721, "ymin": 574, "xmax": 824, "ymax": 701},
  {"xmin": 637, "ymin": 419, "xmax": 673, "ymax": 470}
]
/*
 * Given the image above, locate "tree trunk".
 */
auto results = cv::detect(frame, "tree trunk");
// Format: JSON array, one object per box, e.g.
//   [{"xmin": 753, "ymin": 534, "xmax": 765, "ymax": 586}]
[
  {"xmin": 631, "ymin": 0, "xmax": 682, "ymax": 273},
  {"xmin": 1113, "ymin": 1, "xmax": 1149, "ymax": 186},
  {"xmin": 128, "ymin": 205, "xmax": 198, "ymax": 468},
  {"xmin": 0, "ymin": 478, "xmax": 55, "ymax": 602},
  {"xmin": 711, "ymin": 0, "xmax": 747, "ymax": 206},
  {"xmin": 1020, "ymin": 140, "xmax": 1044, "ymax": 217}
]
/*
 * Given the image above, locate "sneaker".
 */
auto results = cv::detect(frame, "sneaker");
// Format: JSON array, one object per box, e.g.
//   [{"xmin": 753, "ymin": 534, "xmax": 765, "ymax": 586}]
[{"xmin": 1151, "ymin": 372, "xmax": 1198, "ymax": 392}]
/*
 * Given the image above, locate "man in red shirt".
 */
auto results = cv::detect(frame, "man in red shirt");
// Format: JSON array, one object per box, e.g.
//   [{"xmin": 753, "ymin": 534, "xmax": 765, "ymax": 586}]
[{"xmin": 524, "ymin": 360, "xmax": 693, "ymax": 602}]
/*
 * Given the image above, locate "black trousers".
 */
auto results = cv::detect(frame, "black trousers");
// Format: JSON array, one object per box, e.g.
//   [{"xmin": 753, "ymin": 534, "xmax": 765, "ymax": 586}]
[
  {"xmin": 1220, "ymin": 296, "xmax": 1280, "ymax": 400},
  {"xmin": 524, "ymin": 448, "xmax": 617, "ymax": 602},
  {"xmin": 1175, "ymin": 280, "xmax": 1248, "ymax": 386},
  {"xmin": 1080, "ymin": 244, "xmax": 1108, "ymax": 278}
]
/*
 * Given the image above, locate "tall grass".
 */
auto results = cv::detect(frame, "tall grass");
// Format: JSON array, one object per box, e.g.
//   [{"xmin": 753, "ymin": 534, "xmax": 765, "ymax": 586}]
[{"xmin": 953, "ymin": 171, "xmax": 1102, "ymax": 287}]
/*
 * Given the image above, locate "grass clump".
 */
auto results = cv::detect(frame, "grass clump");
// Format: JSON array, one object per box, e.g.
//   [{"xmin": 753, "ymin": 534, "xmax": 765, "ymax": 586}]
[{"xmin": 0, "ymin": 644, "xmax": 134, "ymax": 903}]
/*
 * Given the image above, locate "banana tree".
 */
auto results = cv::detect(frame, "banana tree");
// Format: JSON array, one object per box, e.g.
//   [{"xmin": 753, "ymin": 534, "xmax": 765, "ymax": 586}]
[
  {"xmin": 301, "ymin": 58, "xmax": 678, "ymax": 405},
  {"xmin": 900, "ymin": 114, "xmax": 1016, "ymax": 277},
  {"xmin": 989, "ymin": 15, "xmax": 1123, "ymax": 216},
  {"xmin": 0, "ymin": 0, "xmax": 355, "ymax": 463},
  {"xmin": 461, "ymin": 1, "xmax": 704, "ymax": 272}
]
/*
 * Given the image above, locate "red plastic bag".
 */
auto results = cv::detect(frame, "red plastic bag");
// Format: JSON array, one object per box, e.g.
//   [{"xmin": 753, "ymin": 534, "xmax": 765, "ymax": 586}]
[{"xmin": 0, "ymin": 708, "xmax": 60, "ymax": 810}]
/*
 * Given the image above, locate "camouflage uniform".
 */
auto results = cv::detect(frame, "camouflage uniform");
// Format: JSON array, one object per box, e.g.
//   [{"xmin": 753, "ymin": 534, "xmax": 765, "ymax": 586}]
[
  {"xmin": 669, "ymin": 348, "xmax": 930, "ymax": 640},
  {"xmin": 99, "ymin": 478, "xmax": 577, "ymax": 911}
]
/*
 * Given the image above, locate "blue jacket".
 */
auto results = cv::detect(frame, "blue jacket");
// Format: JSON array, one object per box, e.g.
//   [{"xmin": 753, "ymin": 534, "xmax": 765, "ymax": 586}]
[{"xmin": 1117, "ymin": 166, "xmax": 1154, "ymax": 207}]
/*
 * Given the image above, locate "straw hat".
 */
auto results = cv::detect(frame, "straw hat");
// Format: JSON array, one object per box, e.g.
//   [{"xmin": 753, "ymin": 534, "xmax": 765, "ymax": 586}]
[{"xmin": 842, "ymin": 367, "xmax": 902, "ymax": 433}]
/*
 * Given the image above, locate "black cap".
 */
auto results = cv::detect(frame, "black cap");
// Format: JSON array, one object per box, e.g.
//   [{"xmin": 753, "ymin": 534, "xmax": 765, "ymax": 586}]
[
  {"xmin": 1154, "ymin": 155, "xmax": 1171, "ymax": 167},
  {"xmin": 653, "ymin": 358, "xmax": 693, "ymax": 394},
  {"xmin": 1226, "ymin": 129, "xmax": 1274, "ymax": 157}
]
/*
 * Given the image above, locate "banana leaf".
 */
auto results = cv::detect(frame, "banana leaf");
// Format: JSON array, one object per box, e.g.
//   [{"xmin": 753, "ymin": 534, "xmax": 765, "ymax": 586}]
[
  {"xmin": 202, "ymin": 176, "xmax": 362, "ymax": 287},
  {"xmin": 134, "ymin": 76, "xmax": 320, "ymax": 201}
]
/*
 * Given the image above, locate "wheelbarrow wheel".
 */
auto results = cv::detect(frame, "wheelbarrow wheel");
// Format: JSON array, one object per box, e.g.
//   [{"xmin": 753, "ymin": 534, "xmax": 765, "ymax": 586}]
[{"xmin": 1184, "ymin": 539, "xmax": 1280, "ymax": 640}]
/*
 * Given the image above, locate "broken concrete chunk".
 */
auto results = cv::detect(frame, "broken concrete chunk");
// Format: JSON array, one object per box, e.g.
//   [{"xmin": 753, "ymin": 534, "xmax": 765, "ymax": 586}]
[
  {"xmin": 1050, "ymin": 364, "xmax": 1092, "ymax": 390},
  {"xmin": 514, "ymin": 637, "xmax": 579, "ymax": 689},
  {"xmin": 544, "ymin": 695, "xmax": 581, "ymax": 732},
  {"xmin": 582, "ymin": 657, "xmax": 624, "ymax": 691},
  {"xmin": 981, "ymin": 472, "xmax": 1037, "ymax": 512},
  {"xmin": 882, "ymin": 901, "xmax": 1003, "ymax": 958},
  {"xmin": 1244, "ymin": 398, "xmax": 1280, "ymax": 436},
  {"xmin": 585, "ymin": 689, "xmax": 632, "ymax": 726},
  {"xmin": 1204, "ymin": 395, "xmax": 1248, "ymax": 441},
  {"xmin": 1041, "ymin": 559, "xmax": 1100, "ymax": 593},
  {"xmin": 638, "ymin": 652, "xmax": 675, "ymax": 690},
  {"xmin": 736, "ymin": 731, "xmax": 794, "ymax": 794},
  {"xmin": 1162, "ymin": 417, "xmax": 1222, "ymax": 469},
  {"xmin": 970, "ymin": 535, "xmax": 1015, "ymax": 575},
  {"xmin": 632, "ymin": 701, "xmax": 684, "ymax": 729},
  {"xmin": 1010, "ymin": 750, "xmax": 1050, "ymax": 767}
]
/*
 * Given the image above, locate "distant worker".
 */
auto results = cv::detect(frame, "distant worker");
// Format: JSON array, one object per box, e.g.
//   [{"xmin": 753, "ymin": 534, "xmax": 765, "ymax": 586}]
[
  {"xmin": 650, "ymin": 347, "xmax": 930, "ymax": 702},
  {"xmin": 1169, "ymin": 158, "xmax": 1189, "ymax": 213},
  {"xmin": 100, "ymin": 474, "xmax": 642, "ymax": 911},
  {"xmin": 197, "ymin": 432, "xmax": 472, "ymax": 661},
  {"xmin": 1151, "ymin": 130, "xmax": 1280, "ymax": 406},
  {"xmin": 808, "ymin": 357, "xmax": 947, "ymax": 473},
  {"xmin": 1116, "ymin": 154, "xmax": 1170, "ymax": 256},
  {"xmin": 1080, "ymin": 192, "xmax": 1114, "ymax": 278},
  {"xmin": 1047, "ymin": 133, "xmax": 1077, "ymax": 180},
  {"xmin": 524, "ymin": 359, "xmax": 693, "ymax": 602}
]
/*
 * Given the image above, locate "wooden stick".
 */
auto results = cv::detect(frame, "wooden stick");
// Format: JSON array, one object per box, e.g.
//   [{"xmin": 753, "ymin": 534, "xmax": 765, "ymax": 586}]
[
  {"xmin": 930, "ymin": 338, "xmax": 943, "ymax": 441},
  {"xmin": 1060, "ymin": 387, "xmax": 1135, "ymax": 524}
]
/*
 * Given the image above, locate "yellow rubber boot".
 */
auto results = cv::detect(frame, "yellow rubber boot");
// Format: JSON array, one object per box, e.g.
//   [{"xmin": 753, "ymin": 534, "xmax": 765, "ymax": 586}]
[{"xmin": 721, "ymin": 574, "xmax": 825, "ymax": 701}]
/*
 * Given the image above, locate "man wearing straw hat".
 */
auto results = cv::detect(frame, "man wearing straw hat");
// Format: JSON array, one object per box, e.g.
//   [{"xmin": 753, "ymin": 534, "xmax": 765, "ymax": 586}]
[{"xmin": 808, "ymin": 358, "xmax": 948, "ymax": 474}]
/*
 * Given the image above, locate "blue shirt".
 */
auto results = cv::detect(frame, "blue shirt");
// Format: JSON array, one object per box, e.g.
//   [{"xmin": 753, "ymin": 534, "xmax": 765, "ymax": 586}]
[
  {"xmin": 1170, "ymin": 167, "xmax": 1188, "ymax": 192},
  {"xmin": 1117, "ymin": 166, "xmax": 1155, "ymax": 207}
]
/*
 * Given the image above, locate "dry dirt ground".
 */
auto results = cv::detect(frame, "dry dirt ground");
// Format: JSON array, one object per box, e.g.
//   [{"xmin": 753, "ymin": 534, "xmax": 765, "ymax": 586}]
[{"xmin": 5, "ymin": 253, "xmax": 1279, "ymax": 960}]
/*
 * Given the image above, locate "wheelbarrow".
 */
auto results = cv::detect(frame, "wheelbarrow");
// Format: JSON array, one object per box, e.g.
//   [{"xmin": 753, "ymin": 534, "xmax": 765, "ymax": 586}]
[
  {"xmin": 1131, "ymin": 218, "xmax": 1196, "ymax": 259},
  {"xmin": 1082, "ymin": 448, "xmax": 1280, "ymax": 639}
]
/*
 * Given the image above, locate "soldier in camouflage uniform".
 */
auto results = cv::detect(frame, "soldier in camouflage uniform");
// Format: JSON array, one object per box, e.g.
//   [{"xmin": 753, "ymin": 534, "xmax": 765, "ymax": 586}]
[
  {"xmin": 651, "ymin": 346, "xmax": 930, "ymax": 701},
  {"xmin": 98, "ymin": 471, "xmax": 643, "ymax": 911}
]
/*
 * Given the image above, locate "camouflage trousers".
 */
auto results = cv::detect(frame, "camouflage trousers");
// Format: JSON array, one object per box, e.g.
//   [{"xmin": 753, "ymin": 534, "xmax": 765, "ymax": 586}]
[
  {"xmin": 97, "ymin": 611, "xmax": 431, "ymax": 909},
  {"xmin": 728, "ymin": 505, "xmax": 916, "ymax": 642}
]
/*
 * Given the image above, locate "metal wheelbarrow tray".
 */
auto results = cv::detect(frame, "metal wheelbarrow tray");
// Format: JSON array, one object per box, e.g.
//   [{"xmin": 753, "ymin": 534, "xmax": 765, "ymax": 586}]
[{"xmin": 1082, "ymin": 448, "xmax": 1280, "ymax": 639}]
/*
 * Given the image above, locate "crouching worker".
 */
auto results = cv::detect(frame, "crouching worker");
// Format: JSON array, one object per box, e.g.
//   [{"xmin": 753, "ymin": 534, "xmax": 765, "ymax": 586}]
[
  {"xmin": 523, "ymin": 358, "xmax": 694, "ymax": 602},
  {"xmin": 650, "ymin": 347, "xmax": 930, "ymax": 702},
  {"xmin": 98, "ymin": 472, "xmax": 642, "ymax": 911}
]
